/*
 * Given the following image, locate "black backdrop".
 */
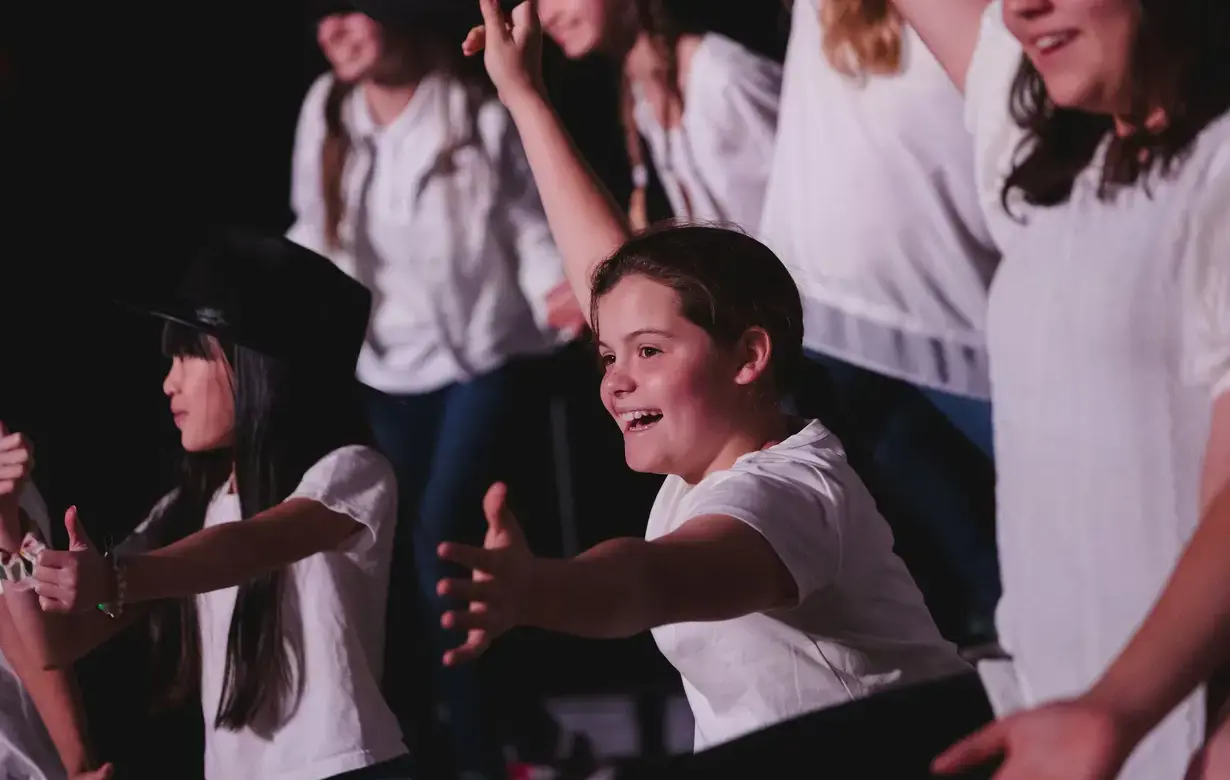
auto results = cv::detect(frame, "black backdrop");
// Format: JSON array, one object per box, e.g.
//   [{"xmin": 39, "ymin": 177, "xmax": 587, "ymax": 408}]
[{"xmin": 2, "ymin": 2, "xmax": 790, "ymax": 776}]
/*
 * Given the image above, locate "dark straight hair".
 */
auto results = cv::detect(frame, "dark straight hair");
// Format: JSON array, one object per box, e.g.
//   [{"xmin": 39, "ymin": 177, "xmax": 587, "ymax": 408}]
[{"xmin": 147, "ymin": 320, "xmax": 373, "ymax": 729}]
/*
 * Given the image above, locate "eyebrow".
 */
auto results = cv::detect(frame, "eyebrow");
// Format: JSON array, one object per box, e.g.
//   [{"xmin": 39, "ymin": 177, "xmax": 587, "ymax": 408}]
[{"xmin": 596, "ymin": 328, "xmax": 674, "ymax": 350}]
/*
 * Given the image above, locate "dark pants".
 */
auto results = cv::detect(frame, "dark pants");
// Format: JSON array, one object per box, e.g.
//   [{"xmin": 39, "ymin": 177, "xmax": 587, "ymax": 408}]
[
  {"xmin": 366, "ymin": 364, "xmax": 524, "ymax": 780},
  {"xmin": 616, "ymin": 673, "xmax": 997, "ymax": 779},
  {"xmin": 797, "ymin": 352, "xmax": 1000, "ymax": 643}
]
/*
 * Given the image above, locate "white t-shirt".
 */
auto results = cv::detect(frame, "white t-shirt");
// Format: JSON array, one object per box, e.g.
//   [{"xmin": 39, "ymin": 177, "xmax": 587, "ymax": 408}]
[
  {"xmin": 0, "ymin": 485, "xmax": 66, "ymax": 780},
  {"xmin": 633, "ymin": 33, "xmax": 782, "ymax": 233},
  {"xmin": 120, "ymin": 446, "xmax": 407, "ymax": 780},
  {"xmin": 759, "ymin": 0, "xmax": 1000, "ymax": 399},
  {"xmin": 288, "ymin": 72, "xmax": 567, "ymax": 394},
  {"xmin": 965, "ymin": 5, "xmax": 1230, "ymax": 779},
  {"xmin": 646, "ymin": 421, "xmax": 970, "ymax": 750}
]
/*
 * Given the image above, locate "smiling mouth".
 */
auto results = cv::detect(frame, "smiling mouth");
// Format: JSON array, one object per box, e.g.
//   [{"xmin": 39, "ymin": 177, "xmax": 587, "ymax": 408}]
[
  {"xmin": 1034, "ymin": 30, "xmax": 1078, "ymax": 55},
  {"xmin": 619, "ymin": 409, "xmax": 663, "ymax": 433}
]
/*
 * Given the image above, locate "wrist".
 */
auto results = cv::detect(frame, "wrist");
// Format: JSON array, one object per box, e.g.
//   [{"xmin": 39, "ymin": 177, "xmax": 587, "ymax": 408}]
[
  {"xmin": 503, "ymin": 86, "xmax": 551, "ymax": 121},
  {"xmin": 1082, "ymin": 679, "xmax": 1157, "ymax": 748},
  {"xmin": 519, "ymin": 556, "xmax": 554, "ymax": 630}
]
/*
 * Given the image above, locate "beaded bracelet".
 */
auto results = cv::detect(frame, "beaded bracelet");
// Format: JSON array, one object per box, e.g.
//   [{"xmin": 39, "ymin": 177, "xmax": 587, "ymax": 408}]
[
  {"xmin": 97, "ymin": 553, "xmax": 127, "ymax": 619},
  {"xmin": 0, "ymin": 532, "xmax": 47, "ymax": 593}
]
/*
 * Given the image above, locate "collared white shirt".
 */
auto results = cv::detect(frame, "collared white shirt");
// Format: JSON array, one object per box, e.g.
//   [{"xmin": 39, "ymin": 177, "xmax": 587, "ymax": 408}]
[{"xmin": 288, "ymin": 72, "xmax": 567, "ymax": 394}]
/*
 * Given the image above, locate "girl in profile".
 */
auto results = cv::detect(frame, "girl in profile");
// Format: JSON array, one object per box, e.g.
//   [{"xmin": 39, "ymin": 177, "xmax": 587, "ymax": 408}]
[{"xmin": 1, "ymin": 230, "xmax": 412, "ymax": 780}]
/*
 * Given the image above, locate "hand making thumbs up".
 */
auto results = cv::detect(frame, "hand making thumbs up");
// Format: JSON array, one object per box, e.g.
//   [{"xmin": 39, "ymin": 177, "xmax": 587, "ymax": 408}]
[
  {"xmin": 33, "ymin": 506, "xmax": 115, "ymax": 614},
  {"xmin": 436, "ymin": 482, "xmax": 534, "ymax": 666}
]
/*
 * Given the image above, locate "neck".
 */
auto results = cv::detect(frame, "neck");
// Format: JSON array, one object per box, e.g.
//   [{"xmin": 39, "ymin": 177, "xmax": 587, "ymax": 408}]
[
  {"xmin": 361, "ymin": 79, "xmax": 419, "ymax": 127},
  {"xmin": 684, "ymin": 404, "xmax": 797, "ymax": 485},
  {"xmin": 624, "ymin": 31, "xmax": 670, "ymax": 87}
]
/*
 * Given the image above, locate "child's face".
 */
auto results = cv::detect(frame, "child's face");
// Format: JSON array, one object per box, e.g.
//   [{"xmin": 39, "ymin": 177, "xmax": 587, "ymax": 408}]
[
  {"xmin": 163, "ymin": 339, "xmax": 234, "ymax": 453},
  {"xmin": 317, "ymin": 12, "xmax": 382, "ymax": 83},
  {"xmin": 539, "ymin": 0, "xmax": 632, "ymax": 59}
]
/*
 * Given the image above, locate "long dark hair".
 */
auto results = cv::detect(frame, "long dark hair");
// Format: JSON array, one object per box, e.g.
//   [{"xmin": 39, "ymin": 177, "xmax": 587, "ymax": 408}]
[
  {"xmin": 1002, "ymin": 0, "xmax": 1230, "ymax": 212},
  {"xmin": 321, "ymin": 16, "xmax": 493, "ymax": 249},
  {"xmin": 147, "ymin": 320, "xmax": 373, "ymax": 730}
]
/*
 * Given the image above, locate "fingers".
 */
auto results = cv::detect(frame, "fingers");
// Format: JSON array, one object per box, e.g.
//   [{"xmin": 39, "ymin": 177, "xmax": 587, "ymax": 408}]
[
  {"xmin": 511, "ymin": 0, "xmax": 539, "ymax": 32},
  {"xmin": 72, "ymin": 763, "xmax": 114, "ymax": 780},
  {"xmin": 462, "ymin": 25, "xmax": 487, "ymax": 56},
  {"xmin": 476, "ymin": 0, "xmax": 508, "ymax": 39},
  {"xmin": 437, "ymin": 576, "xmax": 494, "ymax": 602},
  {"xmin": 932, "ymin": 720, "xmax": 1010, "ymax": 775},
  {"xmin": 64, "ymin": 505, "xmax": 94, "ymax": 551},
  {"xmin": 34, "ymin": 584, "xmax": 74, "ymax": 612},
  {"xmin": 438, "ymin": 541, "xmax": 496, "ymax": 571},
  {"xmin": 442, "ymin": 605, "xmax": 497, "ymax": 633},
  {"xmin": 443, "ymin": 632, "xmax": 490, "ymax": 666},
  {"xmin": 0, "ymin": 433, "xmax": 32, "ymax": 463}
]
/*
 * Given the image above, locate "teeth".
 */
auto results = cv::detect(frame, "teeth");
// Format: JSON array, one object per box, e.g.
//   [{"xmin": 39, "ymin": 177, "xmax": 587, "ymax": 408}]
[
  {"xmin": 618, "ymin": 410, "xmax": 661, "ymax": 422},
  {"xmin": 1036, "ymin": 32, "xmax": 1072, "ymax": 51}
]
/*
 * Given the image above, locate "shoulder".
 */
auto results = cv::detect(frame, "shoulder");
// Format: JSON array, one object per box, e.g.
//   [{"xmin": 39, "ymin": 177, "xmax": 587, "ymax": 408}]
[
  {"xmin": 297, "ymin": 445, "xmax": 395, "ymax": 497},
  {"xmin": 298, "ymin": 71, "xmax": 337, "ymax": 125},
  {"xmin": 687, "ymin": 33, "xmax": 783, "ymax": 100}
]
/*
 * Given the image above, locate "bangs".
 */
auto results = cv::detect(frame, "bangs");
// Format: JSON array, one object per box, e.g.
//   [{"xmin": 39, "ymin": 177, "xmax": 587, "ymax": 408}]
[{"xmin": 161, "ymin": 320, "xmax": 217, "ymax": 360}]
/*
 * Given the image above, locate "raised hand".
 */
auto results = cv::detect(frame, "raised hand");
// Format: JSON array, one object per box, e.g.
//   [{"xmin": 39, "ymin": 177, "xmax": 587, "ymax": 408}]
[
  {"xmin": 545, "ymin": 280, "xmax": 587, "ymax": 339},
  {"xmin": 436, "ymin": 482, "xmax": 533, "ymax": 665},
  {"xmin": 33, "ymin": 507, "xmax": 115, "ymax": 614},
  {"xmin": 933, "ymin": 697, "xmax": 1135, "ymax": 780},
  {"xmin": 463, "ymin": 0, "xmax": 545, "ymax": 106},
  {"xmin": 0, "ymin": 422, "xmax": 35, "ymax": 541}
]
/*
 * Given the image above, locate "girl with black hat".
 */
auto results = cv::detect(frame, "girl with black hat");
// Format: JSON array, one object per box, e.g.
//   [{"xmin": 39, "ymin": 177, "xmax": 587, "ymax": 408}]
[
  {"xmin": 0, "ymin": 230, "xmax": 414, "ymax": 780},
  {"xmin": 289, "ymin": 3, "xmax": 578, "ymax": 777}
]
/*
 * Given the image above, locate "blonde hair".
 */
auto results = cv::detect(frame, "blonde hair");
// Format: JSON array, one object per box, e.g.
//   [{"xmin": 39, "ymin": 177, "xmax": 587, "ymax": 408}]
[{"xmin": 819, "ymin": 0, "xmax": 903, "ymax": 78}]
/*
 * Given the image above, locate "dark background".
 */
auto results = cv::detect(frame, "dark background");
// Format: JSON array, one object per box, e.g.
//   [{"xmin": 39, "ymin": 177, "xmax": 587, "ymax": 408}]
[{"xmin": 2, "ymin": 2, "xmax": 790, "ymax": 776}]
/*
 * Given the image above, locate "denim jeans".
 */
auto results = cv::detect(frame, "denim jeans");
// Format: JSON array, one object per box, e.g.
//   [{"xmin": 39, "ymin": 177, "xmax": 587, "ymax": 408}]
[
  {"xmin": 366, "ymin": 364, "xmax": 524, "ymax": 780},
  {"xmin": 795, "ymin": 351, "xmax": 1000, "ymax": 643}
]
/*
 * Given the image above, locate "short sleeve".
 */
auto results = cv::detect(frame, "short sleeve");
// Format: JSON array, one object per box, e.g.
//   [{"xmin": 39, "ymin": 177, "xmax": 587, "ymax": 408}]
[
  {"xmin": 482, "ymin": 100, "xmax": 566, "ymax": 337},
  {"xmin": 687, "ymin": 35, "xmax": 783, "ymax": 232},
  {"xmin": 963, "ymin": 1, "xmax": 1028, "ymax": 222},
  {"xmin": 1182, "ymin": 147, "xmax": 1230, "ymax": 399},
  {"xmin": 680, "ymin": 468, "xmax": 842, "ymax": 603},
  {"xmin": 285, "ymin": 72, "xmax": 334, "ymax": 253},
  {"xmin": 18, "ymin": 483, "xmax": 51, "ymax": 541},
  {"xmin": 287, "ymin": 445, "xmax": 397, "ymax": 557},
  {"xmin": 114, "ymin": 489, "xmax": 181, "ymax": 557}
]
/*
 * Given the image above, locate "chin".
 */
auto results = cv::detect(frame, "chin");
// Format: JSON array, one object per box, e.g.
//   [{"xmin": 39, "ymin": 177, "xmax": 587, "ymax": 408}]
[
  {"xmin": 623, "ymin": 444, "xmax": 671, "ymax": 475},
  {"xmin": 1039, "ymin": 73, "xmax": 1106, "ymax": 111}
]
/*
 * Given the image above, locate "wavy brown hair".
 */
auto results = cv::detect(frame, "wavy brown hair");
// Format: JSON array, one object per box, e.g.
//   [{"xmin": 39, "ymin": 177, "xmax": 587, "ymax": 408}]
[
  {"xmin": 818, "ymin": 0, "xmax": 903, "ymax": 78},
  {"xmin": 1002, "ymin": 0, "xmax": 1230, "ymax": 213}
]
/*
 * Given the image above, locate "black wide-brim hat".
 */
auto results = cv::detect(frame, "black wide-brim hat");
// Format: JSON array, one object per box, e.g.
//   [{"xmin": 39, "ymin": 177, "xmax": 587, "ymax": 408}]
[{"xmin": 123, "ymin": 228, "xmax": 371, "ymax": 372}]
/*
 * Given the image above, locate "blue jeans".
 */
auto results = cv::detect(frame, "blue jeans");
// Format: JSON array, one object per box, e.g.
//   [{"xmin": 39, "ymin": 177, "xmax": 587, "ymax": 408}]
[
  {"xmin": 797, "ymin": 351, "xmax": 1000, "ymax": 642},
  {"xmin": 366, "ymin": 365, "xmax": 522, "ymax": 780}
]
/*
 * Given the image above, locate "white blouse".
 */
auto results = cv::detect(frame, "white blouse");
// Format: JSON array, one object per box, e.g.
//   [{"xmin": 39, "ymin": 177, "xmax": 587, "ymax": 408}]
[
  {"xmin": 633, "ymin": 33, "xmax": 782, "ymax": 234},
  {"xmin": 759, "ymin": 0, "xmax": 1000, "ymax": 398},
  {"xmin": 288, "ymin": 73, "xmax": 567, "ymax": 394},
  {"xmin": 966, "ymin": 5, "xmax": 1230, "ymax": 779}
]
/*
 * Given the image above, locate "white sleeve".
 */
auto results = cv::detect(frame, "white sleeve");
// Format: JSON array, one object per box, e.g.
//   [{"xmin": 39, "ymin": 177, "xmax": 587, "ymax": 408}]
[
  {"xmin": 963, "ymin": 2, "xmax": 1027, "ymax": 214},
  {"xmin": 114, "ymin": 489, "xmax": 181, "ymax": 557},
  {"xmin": 688, "ymin": 37, "xmax": 783, "ymax": 233},
  {"xmin": 17, "ymin": 484, "xmax": 51, "ymax": 541},
  {"xmin": 287, "ymin": 445, "xmax": 397, "ymax": 558},
  {"xmin": 286, "ymin": 72, "xmax": 335, "ymax": 253},
  {"xmin": 484, "ymin": 101, "xmax": 566, "ymax": 335},
  {"xmin": 681, "ymin": 468, "xmax": 843, "ymax": 603},
  {"xmin": 1182, "ymin": 147, "xmax": 1230, "ymax": 400}
]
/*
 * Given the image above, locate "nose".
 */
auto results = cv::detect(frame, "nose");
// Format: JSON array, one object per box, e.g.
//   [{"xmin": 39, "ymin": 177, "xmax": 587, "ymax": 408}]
[
  {"xmin": 163, "ymin": 359, "xmax": 180, "ymax": 397},
  {"xmin": 1004, "ymin": 0, "xmax": 1052, "ymax": 21},
  {"xmin": 603, "ymin": 363, "xmax": 636, "ymax": 397}
]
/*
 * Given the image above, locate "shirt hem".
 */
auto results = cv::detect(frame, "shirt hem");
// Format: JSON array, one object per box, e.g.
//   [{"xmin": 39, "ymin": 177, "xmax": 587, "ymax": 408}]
[{"xmin": 210, "ymin": 746, "xmax": 410, "ymax": 780}]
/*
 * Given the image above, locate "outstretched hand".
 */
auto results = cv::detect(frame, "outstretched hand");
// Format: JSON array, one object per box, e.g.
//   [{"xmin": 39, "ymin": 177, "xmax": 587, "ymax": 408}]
[
  {"xmin": 463, "ymin": 0, "xmax": 545, "ymax": 106},
  {"xmin": 33, "ymin": 506, "xmax": 114, "ymax": 614},
  {"xmin": 436, "ymin": 482, "xmax": 533, "ymax": 666},
  {"xmin": 933, "ymin": 696, "xmax": 1136, "ymax": 780}
]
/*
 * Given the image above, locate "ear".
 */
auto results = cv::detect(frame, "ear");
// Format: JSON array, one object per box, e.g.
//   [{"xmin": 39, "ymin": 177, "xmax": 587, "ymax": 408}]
[{"xmin": 732, "ymin": 327, "xmax": 774, "ymax": 387}]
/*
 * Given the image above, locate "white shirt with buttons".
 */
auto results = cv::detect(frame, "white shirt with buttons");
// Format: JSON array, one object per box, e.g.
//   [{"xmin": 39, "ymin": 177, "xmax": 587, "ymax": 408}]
[{"xmin": 288, "ymin": 72, "xmax": 567, "ymax": 395}]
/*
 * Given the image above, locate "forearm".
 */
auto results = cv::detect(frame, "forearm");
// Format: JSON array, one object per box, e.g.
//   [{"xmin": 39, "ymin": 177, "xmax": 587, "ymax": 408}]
[
  {"xmin": 524, "ymin": 537, "xmax": 666, "ymax": 639},
  {"xmin": 887, "ymin": 0, "xmax": 989, "ymax": 91},
  {"xmin": 0, "ymin": 602, "xmax": 95, "ymax": 773},
  {"xmin": 123, "ymin": 498, "xmax": 356, "ymax": 603},
  {"xmin": 1086, "ymin": 486, "xmax": 1230, "ymax": 740},
  {"xmin": 504, "ymin": 90, "xmax": 631, "ymax": 316}
]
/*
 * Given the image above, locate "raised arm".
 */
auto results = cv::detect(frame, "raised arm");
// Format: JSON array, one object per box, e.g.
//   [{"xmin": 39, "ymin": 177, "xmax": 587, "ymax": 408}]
[
  {"xmin": 467, "ymin": 0, "xmax": 631, "ymax": 321},
  {"xmin": 888, "ymin": 0, "xmax": 990, "ymax": 91}
]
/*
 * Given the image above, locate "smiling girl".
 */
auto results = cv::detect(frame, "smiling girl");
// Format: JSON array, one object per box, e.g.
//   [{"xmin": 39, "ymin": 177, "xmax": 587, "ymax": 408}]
[
  {"xmin": 442, "ymin": 0, "xmax": 972, "ymax": 754},
  {"xmin": 877, "ymin": 0, "xmax": 1230, "ymax": 778},
  {"xmin": 0, "ymin": 230, "xmax": 412, "ymax": 780}
]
